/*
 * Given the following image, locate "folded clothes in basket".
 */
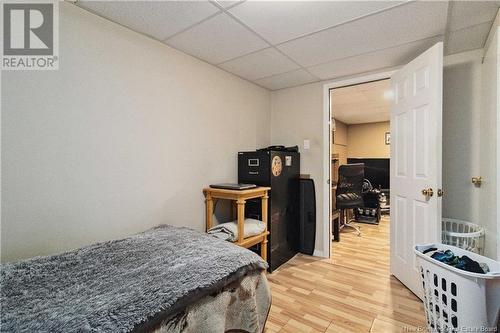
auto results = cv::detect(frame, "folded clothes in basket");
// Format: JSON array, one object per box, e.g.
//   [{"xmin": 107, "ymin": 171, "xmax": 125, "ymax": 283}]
[{"xmin": 425, "ymin": 249, "xmax": 490, "ymax": 274}]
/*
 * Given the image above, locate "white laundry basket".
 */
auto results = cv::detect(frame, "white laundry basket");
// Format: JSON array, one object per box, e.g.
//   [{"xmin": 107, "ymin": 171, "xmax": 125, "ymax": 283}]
[
  {"xmin": 442, "ymin": 218, "xmax": 485, "ymax": 255},
  {"xmin": 415, "ymin": 244, "xmax": 500, "ymax": 332}
]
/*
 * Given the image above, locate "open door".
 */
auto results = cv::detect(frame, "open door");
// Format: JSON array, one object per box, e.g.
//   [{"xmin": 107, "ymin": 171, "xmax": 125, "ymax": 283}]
[{"xmin": 390, "ymin": 42, "xmax": 443, "ymax": 298}]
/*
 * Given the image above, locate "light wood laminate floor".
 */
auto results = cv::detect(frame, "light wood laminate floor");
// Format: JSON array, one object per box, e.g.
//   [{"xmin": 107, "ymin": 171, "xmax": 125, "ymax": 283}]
[{"xmin": 264, "ymin": 216, "xmax": 427, "ymax": 333}]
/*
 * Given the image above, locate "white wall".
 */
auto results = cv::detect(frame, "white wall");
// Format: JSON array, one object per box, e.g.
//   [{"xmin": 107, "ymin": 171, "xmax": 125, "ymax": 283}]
[
  {"xmin": 480, "ymin": 21, "xmax": 499, "ymax": 259},
  {"xmin": 442, "ymin": 51, "xmax": 482, "ymax": 227},
  {"xmin": 1, "ymin": 3, "xmax": 271, "ymax": 262},
  {"xmin": 442, "ymin": 49, "xmax": 500, "ymax": 259},
  {"xmin": 270, "ymin": 82, "xmax": 326, "ymax": 254}
]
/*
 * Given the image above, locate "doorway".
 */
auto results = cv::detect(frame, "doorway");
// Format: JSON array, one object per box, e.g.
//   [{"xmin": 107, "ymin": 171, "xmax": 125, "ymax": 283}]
[
  {"xmin": 323, "ymin": 43, "xmax": 446, "ymax": 300},
  {"xmin": 321, "ymin": 73, "xmax": 428, "ymax": 330},
  {"xmin": 329, "ymin": 78, "xmax": 392, "ymax": 250},
  {"xmin": 321, "ymin": 71, "xmax": 395, "ymax": 258}
]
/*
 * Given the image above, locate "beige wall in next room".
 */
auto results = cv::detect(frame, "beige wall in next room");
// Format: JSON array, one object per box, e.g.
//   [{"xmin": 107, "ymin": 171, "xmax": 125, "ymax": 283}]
[
  {"xmin": 332, "ymin": 119, "xmax": 348, "ymax": 165},
  {"xmin": 347, "ymin": 121, "xmax": 390, "ymax": 158}
]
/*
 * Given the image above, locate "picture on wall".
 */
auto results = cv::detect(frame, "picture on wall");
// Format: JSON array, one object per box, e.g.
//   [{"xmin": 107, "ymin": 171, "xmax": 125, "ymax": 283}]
[{"xmin": 385, "ymin": 132, "xmax": 390, "ymax": 145}]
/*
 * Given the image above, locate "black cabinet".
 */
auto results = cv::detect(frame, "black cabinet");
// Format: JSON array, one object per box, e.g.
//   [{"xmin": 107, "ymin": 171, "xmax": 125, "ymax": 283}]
[{"xmin": 238, "ymin": 149, "xmax": 300, "ymax": 272}]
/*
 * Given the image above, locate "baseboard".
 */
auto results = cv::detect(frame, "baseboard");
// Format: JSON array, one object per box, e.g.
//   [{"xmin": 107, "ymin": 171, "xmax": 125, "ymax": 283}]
[{"xmin": 312, "ymin": 249, "xmax": 325, "ymax": 258}]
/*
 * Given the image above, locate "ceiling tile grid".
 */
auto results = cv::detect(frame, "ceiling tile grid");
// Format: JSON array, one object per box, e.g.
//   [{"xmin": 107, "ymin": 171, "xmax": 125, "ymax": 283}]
[
  {"xmin": 78, "ymin": 1, "xmax": 220, "ymax": 41},
  {"xmin": 254, "ymin": 69, "xmax": 318, "ymax": 90},
  {"xmin": 446, "ymin": 21, "xmax": 493, "ymax": 55},
  {"xmin": 448, "ymin": 1, "xmax": 500, "ymax": 32},
  {"xmin": 76, "ymin": 1, "xmax": 500, "ymax": 90},
  {"xmin": 165, "ymin": 12, "xmax": 269, "ymax": 64},
  {"xmin": 213, "ymin": 0, "xmax": 245, "ymax": 10},
  {"xmin": 228, "ymin": 1, "xmax": 404, "ymax": 45},
  {"xmin": 218, "ymin": 47, "xmax": 300, "ymax": 81},
  {"xmin": 307, "ymin": 36, "xmax": 444, "ymax": 81},
  {"xmin": 277, "ymin": 1, "xmax": 449, "ymax": 67}
]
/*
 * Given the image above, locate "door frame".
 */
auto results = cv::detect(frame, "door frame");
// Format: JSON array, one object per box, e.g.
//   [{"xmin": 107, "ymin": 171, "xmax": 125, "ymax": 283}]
[{"xmin": 321, "ymin": 69, "xmax": 396, "ymax": 258}]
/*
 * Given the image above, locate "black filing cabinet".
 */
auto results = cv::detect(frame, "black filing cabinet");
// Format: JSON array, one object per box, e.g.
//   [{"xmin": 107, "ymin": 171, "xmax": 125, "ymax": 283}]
[{"xmin": 238, "ymin": 149, "xmax": 300, "ymax": 272}]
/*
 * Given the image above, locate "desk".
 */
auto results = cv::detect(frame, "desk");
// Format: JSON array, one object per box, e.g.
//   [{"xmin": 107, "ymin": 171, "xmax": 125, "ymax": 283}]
[{"xmin": 203, "ymin": 186, "xmax": 271, "ymax": 261}]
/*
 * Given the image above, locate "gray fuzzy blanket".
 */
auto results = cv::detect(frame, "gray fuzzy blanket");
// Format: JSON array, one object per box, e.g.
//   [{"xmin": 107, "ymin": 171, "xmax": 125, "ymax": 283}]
[{"xmin": 0, "ymin": 225, "xmax": 268, "ymax": 332}]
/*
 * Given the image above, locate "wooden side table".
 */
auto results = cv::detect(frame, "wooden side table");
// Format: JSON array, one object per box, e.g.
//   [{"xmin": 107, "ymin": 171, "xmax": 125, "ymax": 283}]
[{"xmin": 203, "ymin": 186, "xmax": 271, "ymax": 261}]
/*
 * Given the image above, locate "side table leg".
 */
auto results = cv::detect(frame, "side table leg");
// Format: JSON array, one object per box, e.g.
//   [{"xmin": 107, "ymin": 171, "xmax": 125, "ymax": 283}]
[
  {"xmin": 261, "ymin": 237, "xmax": 268, "ymax": 262},
  {"xmin": 237, "ymin": 199, "xmax": 245, "ymax": 244},
  {"xmin": 205, "ymin": 195, "xmax": 213, "ymax": 232},
  {"xmin": 261, "ymin": 194, "xmax": 269, "ymax": 261}
]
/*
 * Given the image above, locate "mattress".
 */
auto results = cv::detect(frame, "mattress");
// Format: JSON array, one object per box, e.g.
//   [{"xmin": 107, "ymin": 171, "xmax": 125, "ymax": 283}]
[{"xmin": 0, "ymin": 225, "xmax": 271, "ymax": 333}]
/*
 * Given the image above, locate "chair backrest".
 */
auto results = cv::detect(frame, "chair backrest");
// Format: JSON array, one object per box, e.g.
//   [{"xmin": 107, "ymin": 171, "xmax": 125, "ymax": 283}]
[{"xmin": 337, "ymin": 163, "xmax": 365, "ymax": 197}]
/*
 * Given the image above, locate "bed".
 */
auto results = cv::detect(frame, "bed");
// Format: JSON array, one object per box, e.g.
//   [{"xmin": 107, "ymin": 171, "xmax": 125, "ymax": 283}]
[{"xmin": 0, "ymin": 225, "xmax": 271, "ymax": 332}]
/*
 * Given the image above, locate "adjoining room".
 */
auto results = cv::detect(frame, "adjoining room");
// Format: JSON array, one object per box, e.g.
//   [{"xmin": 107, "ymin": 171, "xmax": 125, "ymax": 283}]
[{"xmin": 331, "ymin": 79, "xmax": 391, "ymax": 241}]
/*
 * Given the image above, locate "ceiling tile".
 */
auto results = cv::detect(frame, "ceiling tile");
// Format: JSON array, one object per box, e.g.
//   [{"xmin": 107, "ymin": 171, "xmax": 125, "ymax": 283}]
[
  {"xmin": 77, "ymin": 1, "xmax": 219, "ymax": 41},
  {"xmin": 219, "ymin": 48, "xmax": 299, "ymax": 81},
  {"xmin": 336, "ymin": 112, "xmax": 390, "ymax": 125},
  {"xmin": 448, "ymin": 1, "xmax": 499, "ymax": 32},
  {"xmin": 446, "ymin": 22, "xmax": 492, "ymax": 55},
  {"xmin": 254, "ymin": 69, "xmax": 318, "ymax": 90},
  {"xmin": 307, "ymin": 36, "xmax": 443, "ymax": 80},
  {"xmin": 166, "ymin": 13, "xmax": 269, "ymax": 64},
  {"xmin": 228, "ymin": 1, "xmax": 403, "ymax": 45},
  {"xmin": 332, "ymin": 79, "xmax": 391, "ymax": 124},
  {"xmin": 277, "ymin": 1, "xmax": 448, "ymax": 67}
]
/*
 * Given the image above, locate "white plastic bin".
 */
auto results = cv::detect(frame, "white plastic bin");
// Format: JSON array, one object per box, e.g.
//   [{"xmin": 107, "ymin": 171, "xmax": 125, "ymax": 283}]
[
  {"xmin": 415, "ymin": 243, "xmax": 500, "ymax": 332},
  {"xmin": 442, "ymin": 218, "xmax": 485, "ymax": 255}
]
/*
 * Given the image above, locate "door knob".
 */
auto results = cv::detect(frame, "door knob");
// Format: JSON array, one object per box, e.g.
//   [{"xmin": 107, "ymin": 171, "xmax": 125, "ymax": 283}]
[
  {"xmin": 437, "ymin": 189, "xmax": 444, "ymax": 197},
  {"xmin": 472, "ymin": 177, "xmax": 482, "ymax": 187},
  {"xmin": 421, "ymin": 188, "xmax": 434, "ymax": 197}
]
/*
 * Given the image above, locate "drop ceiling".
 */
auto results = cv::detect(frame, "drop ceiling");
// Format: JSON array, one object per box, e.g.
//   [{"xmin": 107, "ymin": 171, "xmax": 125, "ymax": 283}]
[
  {"xmin": 76, "ymin": 0, "xmax": 500, "ymax": 91},
  {"xmin": 331, "ymin": 79, "xmax": 391, "ymax": 125}
]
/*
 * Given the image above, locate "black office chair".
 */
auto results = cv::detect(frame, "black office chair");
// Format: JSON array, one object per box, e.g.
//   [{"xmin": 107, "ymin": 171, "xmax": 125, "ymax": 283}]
[{"xmin": 336, "ymin": 163, "xmax": 365, "ymax": 236}]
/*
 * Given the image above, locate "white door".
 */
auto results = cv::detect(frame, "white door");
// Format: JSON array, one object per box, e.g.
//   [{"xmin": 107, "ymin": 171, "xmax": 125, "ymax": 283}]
[{"xmin": 390, "ymin": 42, "xmax": 443, "ymax": 298}]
